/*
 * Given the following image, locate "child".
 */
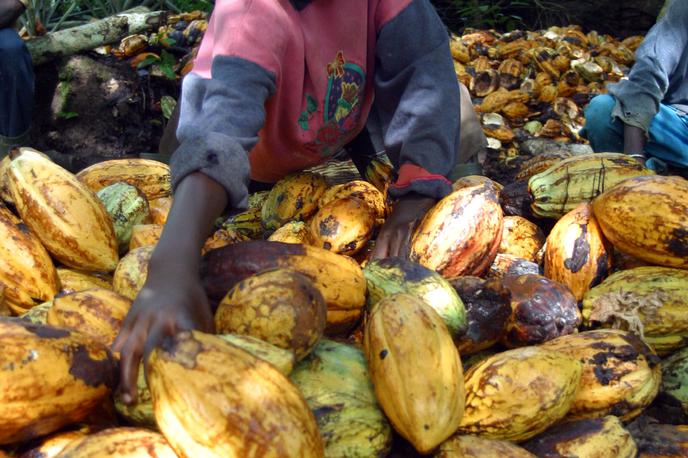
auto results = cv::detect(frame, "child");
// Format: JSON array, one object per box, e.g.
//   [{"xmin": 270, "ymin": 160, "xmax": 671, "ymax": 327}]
[
  {"xmin": 115, "ymin": 0, "xmax": 485, "ymax": 402},
  {"xmin": 582, "ymin": 0, "xmax": 688, "ymax": 175},
  {"xmin": 0, "ymin": 0, "xmax": 34, "ymax": 155}
]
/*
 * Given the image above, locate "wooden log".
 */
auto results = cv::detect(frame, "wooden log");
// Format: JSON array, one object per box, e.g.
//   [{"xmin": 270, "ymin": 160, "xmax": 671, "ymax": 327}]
[{"xmin": 26, "ymin": 7, "xmax": 167, "ymax": 65}]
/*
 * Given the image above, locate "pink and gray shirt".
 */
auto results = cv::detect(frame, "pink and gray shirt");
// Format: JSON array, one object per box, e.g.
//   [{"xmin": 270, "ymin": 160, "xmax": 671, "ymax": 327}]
[{"xmin": 170, "ymin": 0, "xmax": 462, "ymax": 208}]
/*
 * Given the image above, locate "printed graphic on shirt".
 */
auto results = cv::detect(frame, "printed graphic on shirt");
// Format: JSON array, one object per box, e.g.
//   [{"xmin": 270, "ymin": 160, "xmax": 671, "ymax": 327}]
[
  {"xmin": 298, "ymin": 95, "xmax": 318, "ymax": 131},
  {"xmin": 300, "ymin": 51, "xmax": 365, "ymax": 157}
]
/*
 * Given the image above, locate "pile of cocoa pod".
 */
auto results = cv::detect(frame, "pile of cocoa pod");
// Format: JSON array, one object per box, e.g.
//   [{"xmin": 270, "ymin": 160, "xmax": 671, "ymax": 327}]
[
  {"xmin": 0, "ymin": 144, "xmax": 686, "ymax": 457},
  {"xmin": 449, "ymin": 25, "xmax": 644, "ymax": 167}
]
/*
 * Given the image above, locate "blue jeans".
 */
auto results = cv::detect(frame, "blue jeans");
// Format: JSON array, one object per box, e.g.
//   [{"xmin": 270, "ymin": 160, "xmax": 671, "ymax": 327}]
[
  {"xmin": 0, "ymin": 28, "xmax": 34, "ymax": 138},
  {"xmin": 581, "ymin": 94, "xmax": 688, "ymax": 170}
]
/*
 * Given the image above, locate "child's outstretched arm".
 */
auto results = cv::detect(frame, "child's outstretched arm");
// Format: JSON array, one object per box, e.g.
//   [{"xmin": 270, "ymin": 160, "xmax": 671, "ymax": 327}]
[
  {"xmin": 114, "ymin": 0, "xmax": 288, "ymax": 402},
  {"xmin": 371, "ymin": 0, "xmax": 461, "ymax": 259}
]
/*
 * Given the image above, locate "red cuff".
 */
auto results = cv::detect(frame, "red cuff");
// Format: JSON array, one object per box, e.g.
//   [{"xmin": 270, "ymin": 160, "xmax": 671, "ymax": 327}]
[{"xmin": 390, "ymin": 164, "xmax": 451, "ymax": 190}]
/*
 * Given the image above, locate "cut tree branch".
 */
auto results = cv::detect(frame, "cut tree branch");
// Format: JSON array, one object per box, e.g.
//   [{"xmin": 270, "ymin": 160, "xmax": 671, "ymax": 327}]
[{"xmin": 26, "ymin": 7, "xmax": 167, "ymax": 65}]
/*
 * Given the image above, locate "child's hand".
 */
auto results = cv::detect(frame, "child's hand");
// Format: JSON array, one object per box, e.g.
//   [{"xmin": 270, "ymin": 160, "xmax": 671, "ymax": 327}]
[
  {"xmin": 112, "ymin": 260, "xmax": 215, "ymax": 404},
  {"xmin": 371, "ymin": 193, "xmax": 436, "ymax": 260}
]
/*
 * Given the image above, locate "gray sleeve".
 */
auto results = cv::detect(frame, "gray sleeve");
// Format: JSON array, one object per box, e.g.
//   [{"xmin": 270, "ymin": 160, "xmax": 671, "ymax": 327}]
[
  {"xmin": 374, "ymin": 0, "xmax": 460, "ymax": 199},
  {"xmin": 607, "ymin": 0, "xmax": 688, "ymax": 132},
  {"xmin": 170, "ymin": 56, "xmax": 275, "ymax": 209}
]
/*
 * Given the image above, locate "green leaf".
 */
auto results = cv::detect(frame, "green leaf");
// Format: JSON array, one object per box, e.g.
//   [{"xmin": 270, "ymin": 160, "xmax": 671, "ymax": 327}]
[
  {"xmin": 160, "ymin": 95, "xmax": 177, "ymax": 120},
  {"xmin": 57, "ymin": 111, "xmax": 79, "ymax": 120},
  {"xmin": 136, "ymin": 54, "xmax": 160, "ymax": 70}
]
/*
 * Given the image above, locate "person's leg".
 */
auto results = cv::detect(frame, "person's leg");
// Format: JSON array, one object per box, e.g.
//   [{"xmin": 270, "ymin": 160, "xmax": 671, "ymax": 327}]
[
  {"xmin": 449, "ymin": 82, "xmax": 485, "ymax": 181},
  {"xmin": 644, "ymin": 104, "xmax": 688, "ymax": 170},
  {"xmin": 0, "ymin": 28, "xmax": 34, "ymax": 155},
  {"xmin": 581, "ymin": 94, "xmax": 625, "ymax": 153}
]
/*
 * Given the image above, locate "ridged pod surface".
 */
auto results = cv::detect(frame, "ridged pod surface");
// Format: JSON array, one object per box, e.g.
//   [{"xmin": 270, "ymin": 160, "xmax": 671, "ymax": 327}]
[
  {"xmin": 498, "ymin": 215, "xmax": 546, "ymax": 262},
  {"xmin": 500, "ymin": 274, "xmax": 581, "ymax": 347},
  {"xmin": 148, "ymin": 331, "xmax": 324, "ymax": 458},
  {"xmin": 146, "ymin": 196, "xmax": 172, "ymax": 225},
  {"xmin": 660, "ymin": 347, "xmax": 688, "ymax": 417},
  {"xmin": 528, "ymin": 153, "xmax": 654, "ymax": 219},
  {"xmin": 261, "ymin": 173, "xmax": 327, "ymax": 230},
  {"xmin": 487, "ymin": 253, "xmax": 540, "ymax": 279},
  {"xmin": 592, "ymin": 175, "xmax": 688, "ymax": 269},
  {"xmin": 222, "ymin": 207, "xmax": 265, "ymax": 240},
  {"xmin": 19, "ymin": 429, "xmax": 87, "ymax": 458},
  {"xmin": 128, "ymin": 224, "xmax": 162, "ymax": 251},
  {"xmin": 290, "ymin": 340, "xmax": 392, "ymax": 458},
  {"xmin": 201, "ymin": 241, "xmax": 366, "ymax": 334},
  {"xmin": 452, "ymin": 175, "xmax": 504, "ymax": 192},
  {"xmin": 96, "ymin": 182, "xmax": 150, "ymax": 253},
  {"xmin": 8, "ymin": 149, "xmax": 119, "ymax": 272},
  {"xmin": 458, "ymin": 346, "xmax": 582, "ymax": 442},
  {"xmin": 0, "ymin": 204, "xmax": 58, "ymax": 314},
  {"xmin": 57, "ymin": 427, "xmax": 177, "ymax": 458},
  {"xmin": 57, "ymin": 268, "xmax": 112, "ymax": 295},
  {"xmin": 267, "ymin": 221, "xmax": 312, "ymax": 244},
  {"xmin": 309, "ymin": 197, "xmax": 376, "ymax": 256},
  {"xmin": 544, "ymin": 203, "xmax": 612, "ymax": 300},
  {"xmin": 215, "ymin": 269, "xmax": 326, "ymax": 361},
  {"xmin": 515, "ymin": 151, "xmax": 572, "ymax": 181},
  {"xmin": 201, "ymin": 228, "xmax": 247, "ymax": 255},
  {"xmin": 115, "ymin": 335, "xmax": 295, "ymax": 429},
  {"xmin": 363, "ymin": 257, "xmax": 467, "ymax": 338},
  {"xmin": 76, "ymin": 159, "xmax": 171, "ymax": 201},
  {"xmin": 364, "ymin": 294, "xmax": 465, "ymax": 453},
  {"xmin": 410, "ymin": 183, "xmax": 504, "ymax": 278},
  {"xmin": 541, "ymin": 329, "xmax": 661, "ymax": 421},
  {"xmin": 582, "ymin": 267, "xmax": 688, "ymax": 356},
  {"xmin": 0, "ymin": 148, "xmax": 51, "ymax": 206},
  {"xmin": 113, "ymin": 246, "xmax": 153, "ymax": 301},
  {"xmin": 435, "ymin": 435, "xmax": 536, "ymax": 458},
  {"xmin": 47, "ymin": 288, "xmax": 132, "ymax": 347},
  {"xmin": 363, "ymin": 158, "xmax": 393, "ymax": 194},
  {"xmin": 0, "ymin": 319, "xmax": 116, "ymax": 445},
  {"xmin": 319, "ymin": 180, "xmax": 387, "ymax": 222},
  {"xmin": 523, "ymin": 416, "xmax": 637, "ymax": 458}
]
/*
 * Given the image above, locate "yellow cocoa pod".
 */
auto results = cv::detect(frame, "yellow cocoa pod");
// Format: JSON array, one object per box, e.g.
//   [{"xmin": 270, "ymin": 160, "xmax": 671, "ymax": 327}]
[
  {"xmin": 267, "ymin": 221, "xmax": 313, "ymax": 244},
  {"xmin": 8, "ymin": 148, "xmax": 119, "ymax": 272},
  {"xmin": 201, "ymin": 228, "xmax": 247, "ymax": 255},
  {"xmin": 523, "ymin": 416, "xmax": 637, "ymax": 458},
  {"xmin": 222, "ymin": 207, "xmax": 265, "ymax": 240},
  {"xmin": 148, "ymin": 330, "xmax": 324, "ymax": 457},
  {"xmin": 0, "ymin": 203, "xmax": 59, "ymax": 314},
  {"xmin": 544, "ymin": 203, "xmax": 612, "ymax": 301},
  {"xmin": 261, "ymin": 172, "xmax": 327, "ymax": 230},
  {"xmin": 0, "ymin": 319, "xmax": 116, "ymax": 445},
  {"xmin": 435, "ymin": 435, "xmax": 536, "ymax": 457},
  {"xmin": 76, "ymin": 158, "xmax": 171, "ymax": 201},
  {"xmin": 541, "ymin": 329, "xmax": 661, "ymax": 421},
  {"xmin": 147, "ymin": 196, "xmax": 172, "ymax": 225},
  {"xmin": 215, "ymin": 269, "xmax": 326, "ymax": 361},
  {"xmin": 128, "ymin": 224, "xmax": 162, "ymax": 251},
  {"xmin": 57, "ymin": 427, "xmax": 177, "ymax": 458},
  {"xmin": 498, "ymin": 215, "xmax": 545, "ymax": 263},
  {"xmin": 319, "ymin": 180, "xmax": 387, "ymax": 222},
  {"xmin": 309, "ymin": 196, "xmax": 376, "ymax": 256},
  {"xmin": 113, "ymin": 246, "xmax": 152, "ymax": 300},
  {"xmin": 57, "ymin": 268, "xmax": 112, "ymax": 295},
  {"xmin": 47, "ymin": 288, "xmax": 131, "ymax": 347},
  {"xmin": 582, "ymin": 266, "xmax": 688, "ymax": 356},
  {"xmin": 20, "ymin": 429, "xmax": 88, "ymax": 458},
  {"xmin": 411, "ymin": 183, "xmax": 503, "ymax": 278},
  {"xmin": 452, "ymin": 175, "xmax": 503, "ymax": 192},
  {"xmin": 364, "ymin": 294, "xmax": 465, "ymax": 454},
  {"xmin": 592, "ymin": 175, "xmax": 688, "ymax": 269},
  {"xmin": 458, "ymin": 346, "xmax": 582, "ymax": 442}
]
